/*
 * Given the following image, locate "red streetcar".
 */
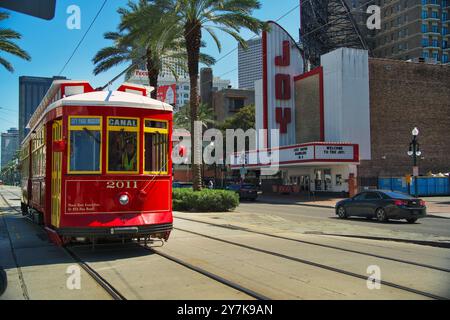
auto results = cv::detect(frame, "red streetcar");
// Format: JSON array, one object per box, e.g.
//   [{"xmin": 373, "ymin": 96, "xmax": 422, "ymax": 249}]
[{"xmin": 19, "ymin": 80, "xmax": 174, "ymax": 245}]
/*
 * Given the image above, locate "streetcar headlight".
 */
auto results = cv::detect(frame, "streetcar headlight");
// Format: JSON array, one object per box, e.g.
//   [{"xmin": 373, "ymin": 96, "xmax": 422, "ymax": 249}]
[{"xmin": 119, "ymin": 194, "xmax": 129, "ymax": 206}]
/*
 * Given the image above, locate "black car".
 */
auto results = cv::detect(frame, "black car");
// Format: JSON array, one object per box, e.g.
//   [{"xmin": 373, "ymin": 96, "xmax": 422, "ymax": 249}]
[
  {"xmin": 172, "ymin": 182, "xmax": 193, "ymax": 189},
  {"xmin": 335, "ymin": 190, "xmax": 426, "ymax": 223},
  {"xmin": 226, "ymin": 184, "xmax": 258, "ymax": 201}
]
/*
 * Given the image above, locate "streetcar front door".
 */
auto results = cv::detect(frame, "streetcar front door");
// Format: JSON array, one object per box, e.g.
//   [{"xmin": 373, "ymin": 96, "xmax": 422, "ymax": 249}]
[{"xmin": 51, "ymin": 120, "xmax": 62, "ymax": 227}]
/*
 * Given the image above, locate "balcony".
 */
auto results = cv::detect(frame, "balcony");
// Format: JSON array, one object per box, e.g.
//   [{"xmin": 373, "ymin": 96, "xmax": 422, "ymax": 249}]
[{"xmin": 422, "ymin": 1, "xmax": 441, "ymax": 8}]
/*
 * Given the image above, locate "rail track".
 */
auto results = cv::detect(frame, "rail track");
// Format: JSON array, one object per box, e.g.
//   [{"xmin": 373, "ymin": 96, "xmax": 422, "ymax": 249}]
[
  {"xmin": 172, "ymin": 220, "xmax": 449, "ymax": 300},
  {"xmin": 175, "ymin": 216, "xmax": 450, "ymax": 273},
  {"xmin": 0, "ymin": 188, "xmax": 269, "ymax": 300}
]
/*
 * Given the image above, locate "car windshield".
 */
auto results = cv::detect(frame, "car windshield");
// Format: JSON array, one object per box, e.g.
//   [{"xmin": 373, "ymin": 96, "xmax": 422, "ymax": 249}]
[{"xmin": 381, "ymin": 191, "xmax": 414, "ymax": 199}]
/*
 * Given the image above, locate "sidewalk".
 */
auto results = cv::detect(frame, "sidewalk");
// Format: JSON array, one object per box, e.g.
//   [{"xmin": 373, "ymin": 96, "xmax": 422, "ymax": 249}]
[{"xmin": 258, "ymin": 194, "xmax": 450, "ymax": 219}]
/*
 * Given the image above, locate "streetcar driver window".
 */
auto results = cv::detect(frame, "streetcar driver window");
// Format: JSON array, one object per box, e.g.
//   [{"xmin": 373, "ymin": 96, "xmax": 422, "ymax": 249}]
[
  {"xmin": 144, "ymin": 119, "xmax": 168, "ymax": 174},
  {"xmin": 107, "ymin": 117, "xmax": 139, "ymax": 173},
  {"xmin": 68, "ymin": 117, "xmax": 101, "ymax": 174}
]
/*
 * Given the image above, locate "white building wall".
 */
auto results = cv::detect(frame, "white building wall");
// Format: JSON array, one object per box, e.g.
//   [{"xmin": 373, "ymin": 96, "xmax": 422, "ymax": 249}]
[{"xmin": 321, "ymin": 48, "xmax": 371, "ymax": 160}]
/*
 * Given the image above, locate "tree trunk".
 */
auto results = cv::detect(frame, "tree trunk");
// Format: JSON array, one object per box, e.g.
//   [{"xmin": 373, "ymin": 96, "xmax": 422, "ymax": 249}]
[
  {"xmin": 146, "ymin": 49, "xmax": 158, "ymax": 99},
  {"xmin": 185, "ymin": 21, "xmax": 202, "ymax": 191}
]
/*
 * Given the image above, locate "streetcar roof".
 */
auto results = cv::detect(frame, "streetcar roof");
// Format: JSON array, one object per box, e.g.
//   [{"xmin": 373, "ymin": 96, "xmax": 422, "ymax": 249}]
[
  {"xmin": 55, "ymin": 90, "xmax": 173, "ymax": 111},
  {"xmin": 23, "ymin": 90, "xmax": 173, "ymax": 143}
]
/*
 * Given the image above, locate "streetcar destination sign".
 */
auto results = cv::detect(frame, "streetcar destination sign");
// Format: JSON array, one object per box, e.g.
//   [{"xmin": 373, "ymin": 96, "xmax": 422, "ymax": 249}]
[{"xmin": 109, "ymin": 118, "xmax": 138, "ymax": 127}]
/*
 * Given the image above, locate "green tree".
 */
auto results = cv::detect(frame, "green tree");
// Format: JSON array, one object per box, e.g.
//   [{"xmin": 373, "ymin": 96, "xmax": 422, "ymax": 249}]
[
  {"xmin": 93, "ymin": 0, "xmax": 215, "ymax": 99},
  {"xmin": 174, "ymin": 103, "xmax": 216, "ymax": 130},
  {"xmin": 0, "ymin": 11, "xmax": 31, "ymax": 72},
  {"xmin": 169, "ymin": 0, "xmax": 266, "ymax": 191},
  {"xmin": 220, "ymin": 104, "xmax": 255, "ymax": 132}
]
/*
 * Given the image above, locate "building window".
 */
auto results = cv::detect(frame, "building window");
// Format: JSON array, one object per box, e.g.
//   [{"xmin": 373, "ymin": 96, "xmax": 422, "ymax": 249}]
[
  {"xmin": 431, "ymin": 25, "xmax": 439, "ymax": 33},
  {"xmin": 432, "ymin": 39, "xmax": 439, "ymax": 47},
  {"xmin": 443, "ymin": 40, "xmax": 448, "ymax": 49},
  {"xmin": 422, "ymin": 38, "xmax": 428, "ymax": 47},
  {"xmin": 421, "ymin": 24, "xmax": 428, "ymax": 33},
  {"xmin": 421, "ymin": 11, "xmax": 427, "ymax": 19},
  {"xmin": 443, "ymin": 27, "xmax": 448, "ymax": 35},
  {"xmin": 432, "ymin": 52, "xmax": 439, "ymax": 61},
  {"xmin": 423, "ymin": 51, "xmax": 429, "ymax": 59},
  {"xmin": 431, "ymin": 11, "xmax": 438, "ymax": 19},
  {"xmin": 443, "ymin": 54, "xmax": 449, "ymax": 63},
  {"xmin": 107, "ymin": 117, "xmax": 139, "ymax": 174}
]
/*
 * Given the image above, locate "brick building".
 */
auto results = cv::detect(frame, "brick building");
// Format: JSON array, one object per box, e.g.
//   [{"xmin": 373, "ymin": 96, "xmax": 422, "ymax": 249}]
[
  {"xmin": 212, "ymin": 88, "xmax": 255, "ymax": 124},
  {"xmin": 359, "ymin": 58, "xmax": 450, "ymax": 178}
]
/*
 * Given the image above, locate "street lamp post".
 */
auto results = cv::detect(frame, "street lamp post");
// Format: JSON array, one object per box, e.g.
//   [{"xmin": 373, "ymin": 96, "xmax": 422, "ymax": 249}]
[{"xmin": 407, "ymin": 127, "xmax": 422, "ymax": 197}]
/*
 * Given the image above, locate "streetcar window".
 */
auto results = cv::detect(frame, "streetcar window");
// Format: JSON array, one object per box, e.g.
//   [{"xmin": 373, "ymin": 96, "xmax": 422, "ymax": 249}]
[
  {"xmin": 68, "ymin": 117, "xmax": 102, "ymax": 174},
  {"xmin": 144, "ymin": 119, "xmax": 169, "ymax": 174},
  {"xmin": 107, "ymin": 117, "xmax": 139, "ymax": 174}
]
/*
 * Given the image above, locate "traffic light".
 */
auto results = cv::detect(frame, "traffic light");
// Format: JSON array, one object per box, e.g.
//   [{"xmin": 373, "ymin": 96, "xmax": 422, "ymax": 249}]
[{"xmin": 0, "ymin": 0, "xmax": 56, "ymax": 20}]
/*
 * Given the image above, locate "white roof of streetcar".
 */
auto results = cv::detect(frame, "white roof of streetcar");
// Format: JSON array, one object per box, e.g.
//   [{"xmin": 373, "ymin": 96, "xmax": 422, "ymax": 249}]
[{"xmin": 24, "ymin": 81, "xmax": 173, "ymax": 143}]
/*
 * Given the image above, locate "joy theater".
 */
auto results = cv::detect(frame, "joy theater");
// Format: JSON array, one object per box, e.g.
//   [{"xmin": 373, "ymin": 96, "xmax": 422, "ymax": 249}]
[{"xmin": 231, "ymin": 21, "xmax": 450, "ymax": 195}]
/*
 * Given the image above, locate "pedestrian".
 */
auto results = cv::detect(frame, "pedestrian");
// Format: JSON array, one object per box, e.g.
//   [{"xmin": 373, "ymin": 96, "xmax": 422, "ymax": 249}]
[{"xmin": 208, "ymin": 180, "xmax": 214, "ymax": 190}]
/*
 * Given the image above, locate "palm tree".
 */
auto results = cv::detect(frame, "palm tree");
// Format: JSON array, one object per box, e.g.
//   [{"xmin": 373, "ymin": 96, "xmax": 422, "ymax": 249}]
[
  {"xmin": 174, "ymin": 102, "xmax": 216, "ymax": 130},
  {"xmin": 0, "ymin": 11, "xmax": 31, "ymax": 72},
  {"xmin": 93, "ymin": 1, "xmax": 215, "ymax": 99},
  {"xmin": 169, "ymin": 0, "xmax": 266, "ymax": 191}
]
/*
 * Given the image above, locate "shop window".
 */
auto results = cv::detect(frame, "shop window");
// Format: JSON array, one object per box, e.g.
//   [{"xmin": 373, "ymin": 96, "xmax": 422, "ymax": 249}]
[
  {"xmin": 144, "ymin": 119, "xmax": 169, "ymax": 174},
  {"xmin": 107, "ymin": 117, "xmax": 139, "ymax": 173},
  {"xmin": 68, "ymin": 116, "xmax": 101, "ymax": 174}
]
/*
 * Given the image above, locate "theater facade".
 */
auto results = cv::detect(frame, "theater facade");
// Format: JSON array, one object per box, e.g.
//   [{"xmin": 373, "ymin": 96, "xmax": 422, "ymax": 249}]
[{"xmin": 230, "ymin": 21, "xmax": 450, "ymax": 195}]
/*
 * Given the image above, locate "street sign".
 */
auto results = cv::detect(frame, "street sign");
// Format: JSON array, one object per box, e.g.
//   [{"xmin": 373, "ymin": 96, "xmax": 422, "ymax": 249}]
[{"xmin": 413, "ymin": 166, "xmax": 419, "ymax": 177}]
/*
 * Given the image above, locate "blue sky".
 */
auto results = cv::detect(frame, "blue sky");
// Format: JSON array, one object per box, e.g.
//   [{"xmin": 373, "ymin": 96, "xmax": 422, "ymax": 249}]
[{"xmin": 0, "ymin": 0, "xmax": 301, "ymax": 147}]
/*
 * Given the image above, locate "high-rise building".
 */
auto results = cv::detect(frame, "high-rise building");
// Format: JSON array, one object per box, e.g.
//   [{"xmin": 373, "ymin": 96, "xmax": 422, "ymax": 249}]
[
  {"xmin": 301, "ymin": 0, "xmax": 450, "ymax": 65},
  {"xmin": 1, "ymin": 128, "xmax": 19, "ymax": 169},
  {"xmin": 238, "ymin": 38, "xmax": 263, "ymax": 90},
  {"xmin": 19, "ymin": 76, "xmax": 66, "ymax": 142},
  {"xmin": 370, "ymin": 0, "xmax": 449, "ymax": 63}
]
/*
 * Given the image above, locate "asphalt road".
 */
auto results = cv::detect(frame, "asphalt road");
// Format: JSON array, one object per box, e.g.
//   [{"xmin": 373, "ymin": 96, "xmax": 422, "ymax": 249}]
[{"xmin": 237, "ymin": 200, "xmax": 450, "ymax": 240}]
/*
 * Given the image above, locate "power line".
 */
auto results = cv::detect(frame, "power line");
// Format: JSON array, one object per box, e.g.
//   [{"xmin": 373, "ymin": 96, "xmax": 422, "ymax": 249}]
[
  {"xmin": 58, "ymin": 0, "xmax": 109, "ymax": 76},
  {"xmin": 99, "ymin": 2, "xmax": 303, "ymax": 90}
]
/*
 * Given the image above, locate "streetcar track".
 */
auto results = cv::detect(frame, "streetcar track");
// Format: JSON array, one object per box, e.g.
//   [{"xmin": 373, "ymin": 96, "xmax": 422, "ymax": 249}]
[
  {"xmin": 64, "ymin": 247, "xmax": 126, "ymax": 300},
  {"xmin": 1, "ymin": 189, "xmax": 124, "ymax": 300},
  {"xmin": 1, "ymin": 189, "xmax": 268, "ymax": 300},
  {"xmin": 3, "ymin": 188, "xmax": 447, "ymax": 300},
  {"xmin": 175, "ymin": 216, "xmax": 450, "ymax": 273},
  {"xmin": 142, "ymin": 245, "xmax": 270, "ymax": 300},
  {"xmin": 173, "ymin": 226, "xmax": 449, "ymax": 300}
]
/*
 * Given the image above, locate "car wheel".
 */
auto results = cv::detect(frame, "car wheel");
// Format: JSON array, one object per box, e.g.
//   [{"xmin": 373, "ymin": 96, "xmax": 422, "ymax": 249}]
[
  {"xmin": 337, "ymin": 206, "xmax": 347, "ymax": 219},
  {"xmin": 406, "ymin": 218, "xmax": 417, "ymax": 224},
  {"xmin": 376, "ymin": 208, "xmax": 388, "ymax": 222}
]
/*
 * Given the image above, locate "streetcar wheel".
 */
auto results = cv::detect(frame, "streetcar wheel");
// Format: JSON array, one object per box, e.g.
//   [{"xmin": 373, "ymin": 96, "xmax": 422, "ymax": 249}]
[
  {"xmin": 376, "ymin": 208, "xmax": 388, "ymax": 222},
  {"xmin": 406, "ymin": 218, "xmax": 417, "ymax": 224},
  {"xmin": 337, "ymin": 206, "xmax": 347, "ymax": 219}
]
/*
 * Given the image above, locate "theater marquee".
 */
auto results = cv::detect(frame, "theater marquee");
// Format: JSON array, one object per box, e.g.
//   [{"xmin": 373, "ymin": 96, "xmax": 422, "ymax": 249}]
[{"xmin": 230, "ymin": 143, "xmax": 359, "ymax": 168}]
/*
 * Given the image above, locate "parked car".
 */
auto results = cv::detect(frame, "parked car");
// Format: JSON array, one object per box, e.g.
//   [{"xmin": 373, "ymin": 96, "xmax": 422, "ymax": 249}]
[
  {"xmin": 226, "ymin": 184, "xmax": 258, "ymax": 201},
  {"xmin": 335, "ymin": 190, "xmax": 426, "ymax": 223},
  {"xmin": 172, "ymin": 182, "xmax": 193, "ymax": 189}
]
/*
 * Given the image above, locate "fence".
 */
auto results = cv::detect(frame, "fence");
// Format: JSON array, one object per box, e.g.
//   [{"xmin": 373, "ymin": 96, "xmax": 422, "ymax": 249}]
[{"xmin": 377, "ymin": 177, "xmax": 450, "ymax": 196}]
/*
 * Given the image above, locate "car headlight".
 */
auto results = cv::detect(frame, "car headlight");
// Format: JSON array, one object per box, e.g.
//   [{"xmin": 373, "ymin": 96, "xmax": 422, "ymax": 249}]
[{"xmin": 119, "ymin": 194, "xmax": 129, "ymax": 206}]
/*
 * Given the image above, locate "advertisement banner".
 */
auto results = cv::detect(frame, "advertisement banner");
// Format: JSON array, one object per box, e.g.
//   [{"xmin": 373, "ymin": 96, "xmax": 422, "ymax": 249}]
[{"xmin": 158, "ymin": 84, "xmax": 177, "ymax": 105}]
